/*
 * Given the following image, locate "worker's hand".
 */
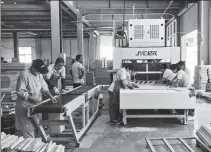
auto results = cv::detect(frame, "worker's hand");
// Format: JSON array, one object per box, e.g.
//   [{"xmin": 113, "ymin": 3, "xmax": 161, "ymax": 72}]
[
  {"xmin": 128, "ymin": 85, "xmax": 133, "ymax": 90},
  {"xmin": 61, "ymin": 89, "xmax": 67, "ymax": 94},
  {"xmin": 53, "ymin": 87, "xmax": 60, "ymax": 95},
  {"xmin": 51, "ymin": 97, "xmax": 57, "ymax": 104}
]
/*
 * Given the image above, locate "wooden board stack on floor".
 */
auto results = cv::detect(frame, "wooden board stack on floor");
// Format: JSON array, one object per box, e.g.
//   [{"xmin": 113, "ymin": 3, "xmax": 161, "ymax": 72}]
[
  {"xmin": 196, "ymin": 125, "xmax": 211, "ymax": 151},
  {"xmin": 95, "ymin": 69, "xmax": 110, "ymax": 85},
  {"xmin": 194, "ymin": 65, "xmax": 211, "ymax": 90},
  {"xmin": 85, "ymin": 71, "xmax": 95, "ymax": 85},
  {"xmin": 1, "ymin": 132, "xmax": 65, "ymax": 152}
]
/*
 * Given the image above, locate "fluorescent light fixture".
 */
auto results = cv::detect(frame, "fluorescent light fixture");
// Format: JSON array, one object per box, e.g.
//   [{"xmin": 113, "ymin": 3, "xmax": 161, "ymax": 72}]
[
  {"xmin": 27, "ymin": 32, "xmax": 37, "ymax": 36},
  {"xmin": 1, "ymin": 1, "xmax": 4, "ymax": 3},
  {"xmin": 94, "ymin": 30, "xmax": 100, "ymax": 36}
]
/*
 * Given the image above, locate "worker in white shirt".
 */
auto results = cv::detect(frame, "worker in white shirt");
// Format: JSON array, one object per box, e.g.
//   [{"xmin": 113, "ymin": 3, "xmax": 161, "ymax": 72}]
[
  {"xmin": 108, "ymin": 66, "xmax": 133, "ymax": 125},
  {"xmin": 16, "ymin": 59, "xmax": 57, "ymax": 138},
  {"xmin": 157, "ymin": 64, "xmax": 176, "ymax": 84},
  {"xmin": 45, "ymin": 58, "xmax": 66, "ymax": 95},
  {"xmin": 171, "ymin": 64, "xmax": 190, "ymax": 88},
  {"xmin": 178, "ymin": 61, "xmax": 191, "ymax": 80},
  {"xmin": 71, "ymin": 55, "xmax": 85, "ymax": 88}
]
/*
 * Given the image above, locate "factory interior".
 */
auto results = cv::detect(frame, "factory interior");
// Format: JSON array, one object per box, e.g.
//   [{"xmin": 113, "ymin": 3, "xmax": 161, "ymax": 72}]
[{"xmin": 1, "ymin": 0, "xmax": 211, "ymax": 152}]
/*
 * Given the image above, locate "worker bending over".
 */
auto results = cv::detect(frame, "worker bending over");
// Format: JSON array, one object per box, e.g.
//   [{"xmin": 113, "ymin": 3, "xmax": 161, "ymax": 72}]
[
  {"xmin": 171, "ymin": 63, "xmax": 190, "ymax": 88},
  {"xmin": 157, "ymin": 63, "xmax": 176, "ymax": 84},
  {"xmin": 108, "ymin": 66, "xmax": 133, "ymax": 125},
  {"xmin": 45, "ymin": 58, "xmax": 66, "ymax": 95},
  {"xmin": 71, "ymin": 55, "xmax": 85, "ymax": 88},
  {"xmin": 16, "ymin": 59, "xmax": 57, "ymax": 138}
]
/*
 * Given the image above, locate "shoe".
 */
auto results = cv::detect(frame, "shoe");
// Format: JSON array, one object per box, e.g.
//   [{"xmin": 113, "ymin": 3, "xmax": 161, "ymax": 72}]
[
  {"xmin": 188, "ymin": 115, "xmax": 195, "ymax": 121},
  {"xmin": 110, "ymin": 120, "xmax": 118, "ymax": 125}
]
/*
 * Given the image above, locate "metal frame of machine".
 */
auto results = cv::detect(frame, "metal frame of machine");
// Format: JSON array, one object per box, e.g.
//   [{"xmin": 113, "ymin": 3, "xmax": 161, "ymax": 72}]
[
  {"xmin": 27, "ymin": 85, "xmax": 103, "ymax": 147},
  {"xmin": 120, "ymin": 84, "xmax": 196, "ymax": 125}
]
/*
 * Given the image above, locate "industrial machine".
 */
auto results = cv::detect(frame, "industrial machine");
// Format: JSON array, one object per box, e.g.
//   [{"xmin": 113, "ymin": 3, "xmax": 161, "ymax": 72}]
[
  {"xmin": 113, "ymin": 19, "xmax": 180, "ymax": 81},
  {"xmin": 112, "ymin": 19, "xmax": 196, "ymax": 125}
]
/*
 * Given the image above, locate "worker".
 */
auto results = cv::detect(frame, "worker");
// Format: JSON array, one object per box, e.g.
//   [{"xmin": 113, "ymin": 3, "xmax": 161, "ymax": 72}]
[
  {"xmin": 108, "ymin": 66, "xmax": 133, "ymax": 125},
  {"xmin": 171, "ymin": 63, "xmax": 190, "ymax": 88},
  {"xmin": 45, "ymin": 58, "xmax": 66, "ymax": 95},
  {"xmin": 177, "ymin": 61, "xmax": 195, "ymax": 120},
  {"xmin": 15, "ymin": 59, "xmax": 57, "ymax": 138},
  {"xmin": 177, "ymin": 61, "xmax": 191, "ymax": 80},
  {"xmin": 157, "ymin": 64, "xmax": 176, "ymax": 84},
  {"xmin": 71, "ymin": 55, "xmax": 85, "ymax": 88}
]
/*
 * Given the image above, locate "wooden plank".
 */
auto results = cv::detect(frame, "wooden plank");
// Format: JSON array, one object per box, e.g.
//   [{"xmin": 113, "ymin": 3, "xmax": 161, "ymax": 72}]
[
  {"xmin": 20, "ymin": 138, "xmax": 34, "ymax": 151},
  {"xmin": 162, "ymin": 138, "xmax": 176, "ymax": 152},
  {"xmin": 34, "ymin": 143, "xmax": 45, "ymax": 152},
  {"xmin": 49, "ymin": 137, "xmax": 74, "ymax": 142},
  {"xmin": 25, "ymin": 138, "xmax": 42, "ymax": 152},
  {"xmin": 14, "ymin": 138, "xmax": 32, "ymax": 151},
  {"xmin": 9, "ymin": 137, "xmax": 25, "ymax": 151},
  {"xmin": 39, "ymin": 120, "xmax": 69, "ymax": 125},
  {"xmin": 145, "ymin": 139, "xmax": 156, "ymax": 152},
  {"xmin": 195, "ymin": 137, "xmax": 211, "ymax": 152},
  {"xmin": 179, "ymin": 138, "xmax": 195, "ymax": 152},
  {"xmin": 2, "ymin": 135, "xmax": 18, "ymax": 150},
  {"xmin": 126, "ymin": 114, "xmax": 184, "ymax": 118}
]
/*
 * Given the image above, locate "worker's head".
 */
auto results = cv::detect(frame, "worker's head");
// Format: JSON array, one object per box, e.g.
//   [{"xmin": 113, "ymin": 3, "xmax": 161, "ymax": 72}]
[
  {"xmin": 170, "ymin": 64, "xmax": 178, "ymax": 73},
  {"xmin": 1, "ymin": 57, "xmax": 4, "ymax": 63},
  {"xmin": 161, "ymin": 64, "xmax": 168, "ymax": 73},
  {"xmin": 55, "ymin": 58, "xmax": 64, "ymax": 71},
  {"xmin": 31, "ymin": 59, "xmax": 48, "ymax": 75},
  {"xmin": 76, "ymin": 54, "xmax": 83, "ymax": 63},
  {"xmin": 177, "ymin": 61, "xmax": 185, "ymax": 70}
]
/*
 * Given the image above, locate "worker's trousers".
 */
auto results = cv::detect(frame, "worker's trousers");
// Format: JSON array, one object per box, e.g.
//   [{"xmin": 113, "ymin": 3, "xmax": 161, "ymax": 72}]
[{"xmin": 108, "ymin": 91, "xmax": 121, "ymax": 122}]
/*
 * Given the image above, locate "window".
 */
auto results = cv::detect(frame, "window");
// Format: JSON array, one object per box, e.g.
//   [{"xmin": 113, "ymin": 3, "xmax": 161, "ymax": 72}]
[{"xmin": 19, "ymin": 47, "xmax": 32, "ymax": 63}]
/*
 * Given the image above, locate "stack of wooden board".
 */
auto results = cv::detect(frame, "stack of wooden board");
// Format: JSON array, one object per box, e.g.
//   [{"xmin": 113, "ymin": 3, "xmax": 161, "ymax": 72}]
[
  {"xmin": 1, "ymin": 132, "xmax": 65, "ymax": 152},
  {"xmin": 86, "ymin": 71, "xmax": 95, "ymax": 85},
  {"xmin": 194, "ymin": 65, "xmax": 211, "ymax": 90},
  {"xmin": 196, "ymin": 125, "xmax": 211, "ymax": 150},
  {"xmin": 95, "ymin": 69, "xmax": 110, "ymax": 85},
  {"xmin": 1, "ymin": 63, "xmax": 30, "ymax": 72}
]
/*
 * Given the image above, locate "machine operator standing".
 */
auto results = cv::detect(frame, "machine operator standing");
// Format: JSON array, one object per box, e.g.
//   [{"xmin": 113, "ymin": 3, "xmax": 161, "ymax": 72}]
[
  {"xmin": 108, "ymin": 66, "xmax": 133, "ymax": 124},
  {"xmin": 45, "ymin": 58, "xmax": 66, "ymax": 94},
  {"xmin": 71, "ymin": 55, "xmax": 85, "ymax": 88},
  {"xmin": 16, "ymin": 59, "xmax": 57, "ymax": 138}
]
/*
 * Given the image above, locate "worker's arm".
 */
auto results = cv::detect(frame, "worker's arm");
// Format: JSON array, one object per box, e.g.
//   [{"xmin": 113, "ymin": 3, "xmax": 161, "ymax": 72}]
[
  {"xmin": 41, "ymin": 75, "xmax": 57, "ymax": 103},
  {"xmin": 70, "ymin": 69, "xmax": 73, "ymax": 78},
  {"xmin": 79, "ymin": 64, "xmax": 85, "ymax": 79},
  {"xmin": 60, "ymin": 66, "xmax": 66, "ymax": 90},
  {"xmin": 171, "ymin": 71, "xmax": 182, "ymax": 87},
  {"xmin": 16, "ymin": 74, "xmax": 41, "ymax": 104},
  {"xmin": 157, "ymin": 77, "xmax": 168, "ymax": 84}
]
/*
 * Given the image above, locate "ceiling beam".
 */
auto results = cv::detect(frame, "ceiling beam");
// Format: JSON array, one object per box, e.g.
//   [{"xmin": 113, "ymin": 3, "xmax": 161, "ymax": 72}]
[
  {"xmin": 2, "ymin": 11, "xmax": 50, "ymax": 16},
  {"xmin": 1, "ymin": 3, "xmax": 48, "ymax": 11}
]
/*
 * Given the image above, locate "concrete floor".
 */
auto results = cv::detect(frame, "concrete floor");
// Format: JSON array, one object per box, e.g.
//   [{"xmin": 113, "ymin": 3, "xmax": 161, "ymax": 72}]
[{"xmin": 72, "ymin": 90, "xmax": 211, "ymax": 152}]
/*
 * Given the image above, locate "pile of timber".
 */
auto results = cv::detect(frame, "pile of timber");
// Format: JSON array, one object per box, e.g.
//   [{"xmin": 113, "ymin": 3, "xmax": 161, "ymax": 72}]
[
  {"xmin": 196, "ymin": 125, "xmax": 211, "ymax": 149},
  {"xmin": 85, "ymin": 71, "xmax": 95, "ymax": 85},
  {"xmin": 1, "ymin": 63, "xmax": 30, "ymax": 72},
  {"xmin": 1, "ymin": 132, "xmax": 65, "ymax": 152},
  {"xmin": 95, "ymin": 69, "xmax": 110, "ymax": 85},
  {"xmin": 194, "ymin": 65, "xmax": 211, "ymax": 90}
]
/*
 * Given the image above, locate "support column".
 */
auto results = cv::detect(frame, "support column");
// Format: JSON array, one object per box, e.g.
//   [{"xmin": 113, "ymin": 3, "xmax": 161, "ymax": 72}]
[
  {"xmin": 0, "ymin": 0, "xmax": 2, "ymax": 135},
  {"xmin": 13, "ymin": 32, "xmax": 19, "ymax": 62},
  {"xmin": 96, "ymin": 35, "xmax": 101, "ymax": 60},
  {"xmin": 77, "ymin": 15, "xmax": 84, "ymax": 62},
  {"xmin": 89, "ymin": 31, "xmax": 95, "ymax": 68},
  {"xmin": 198, "ymin": 1, "xmax": 210, "ymax": 65},
  {"xmin": 51, "ymin": 0, "xmax": 63, "ymax": 63}
]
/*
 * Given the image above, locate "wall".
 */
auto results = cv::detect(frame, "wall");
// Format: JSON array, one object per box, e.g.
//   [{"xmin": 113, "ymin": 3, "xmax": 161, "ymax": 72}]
[
  {"xmin": 1, "ymin": 38, "xmax": 89, "ymax": 65},
  {"xmin": 1, "ymin": 38, "xmax": 37, "ymax": 62}
]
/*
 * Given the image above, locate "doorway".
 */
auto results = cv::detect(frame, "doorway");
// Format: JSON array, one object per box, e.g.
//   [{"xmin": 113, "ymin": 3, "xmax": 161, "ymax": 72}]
[{"xmin": 181, "ymin": 30, "xmax": 198, "ymax": 84}]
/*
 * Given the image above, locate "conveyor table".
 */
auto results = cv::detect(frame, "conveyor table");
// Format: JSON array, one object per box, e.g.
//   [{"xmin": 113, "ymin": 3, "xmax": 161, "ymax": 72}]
[
  {"xmin": 27, "ymin": 85, "xmax": 103, "ymax": 146},
  {"xmin": 120, "ymin": 84, "xmax": 196, "ymax": 125}
]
